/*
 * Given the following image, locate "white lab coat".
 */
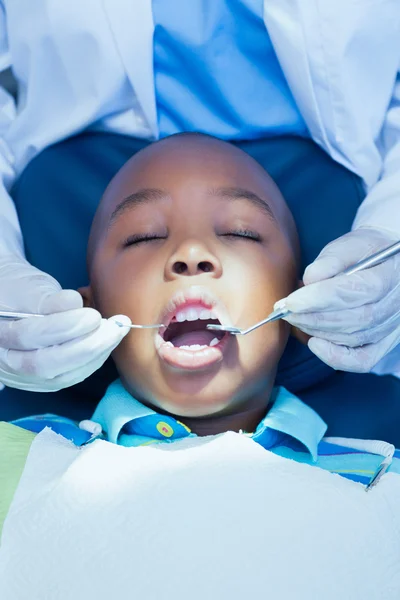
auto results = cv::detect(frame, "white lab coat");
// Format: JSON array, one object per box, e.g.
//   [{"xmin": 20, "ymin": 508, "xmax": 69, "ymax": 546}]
[{"xmin": 0, "ymin": 0, "xmax": 399, "ymax": 260}]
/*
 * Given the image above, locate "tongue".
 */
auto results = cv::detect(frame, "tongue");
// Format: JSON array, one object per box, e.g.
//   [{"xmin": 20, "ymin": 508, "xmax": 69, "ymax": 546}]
[{"xmin": 171, "ymin": 330, "xmax": 217, "ymax": 348}]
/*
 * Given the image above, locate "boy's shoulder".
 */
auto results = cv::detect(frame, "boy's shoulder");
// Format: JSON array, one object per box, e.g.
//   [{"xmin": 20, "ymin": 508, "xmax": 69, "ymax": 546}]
[
  {"xmin": 319, "ymin": 436, "xmax": 400, "ymax": 475},
  {"xmin": 8, "ymin": 414, "xmax": 95, "ymax": 446},
  {"xmin": 274, "ymin": 434, "xmax": 400, "ymax": 487},
  {"xmin": 322, "ymin": 437, "xmax": 400, "ymax": 488}
]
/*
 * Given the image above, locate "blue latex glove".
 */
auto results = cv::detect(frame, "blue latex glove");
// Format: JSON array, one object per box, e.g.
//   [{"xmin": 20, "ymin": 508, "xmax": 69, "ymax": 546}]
[{"xmin": 275, "ymin": 227, "xmax": 400, "ymax": 372}]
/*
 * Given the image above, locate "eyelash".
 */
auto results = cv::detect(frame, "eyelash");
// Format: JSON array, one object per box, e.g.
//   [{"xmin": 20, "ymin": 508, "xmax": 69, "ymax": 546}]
[
  {"xmin": 123, "ymin": 229, "xmax": 261, "ymax": 247},
  {"xmin": 123, "ymin": 233, "xmax": 167, "ymax": 247},
  {"xmin": 221, "ymin": 229, "xmax": 261, "ymax": 242}
]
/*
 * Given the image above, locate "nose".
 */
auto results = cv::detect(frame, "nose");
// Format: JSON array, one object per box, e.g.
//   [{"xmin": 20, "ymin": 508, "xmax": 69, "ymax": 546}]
[{"xmin": 165, "ymin": 240, "xmax": 222, "ymax": 279}]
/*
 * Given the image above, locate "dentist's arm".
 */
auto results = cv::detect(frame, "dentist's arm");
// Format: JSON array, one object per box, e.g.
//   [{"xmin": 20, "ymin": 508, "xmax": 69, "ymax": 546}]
[
  {"xmin": 279, "ymin": 67, "xmax": 400, "ymax": 373},
  {"xmin": 0, "ymin": 7, "xmax": 130, "ymax": 392}
]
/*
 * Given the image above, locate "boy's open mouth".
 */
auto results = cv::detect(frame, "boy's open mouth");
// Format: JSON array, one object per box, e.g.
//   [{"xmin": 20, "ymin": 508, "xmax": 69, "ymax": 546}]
[
  {"xmin": 155, "ymin": 293, "xmax": 231, "ymax": 371},
  {"xmin": 162, "ymin": 311, "xmax": 225, "ymax": 349}
]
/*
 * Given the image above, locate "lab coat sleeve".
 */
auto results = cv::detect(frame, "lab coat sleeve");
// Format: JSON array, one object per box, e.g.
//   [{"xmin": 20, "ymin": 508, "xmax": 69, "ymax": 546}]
[
  {"xmin": 352, "ymin": 66, "xmax": 400, "ymax": 236},
  {"xmin": 0, "ymin": 2, "xmax": 24, "ymax": 258}
]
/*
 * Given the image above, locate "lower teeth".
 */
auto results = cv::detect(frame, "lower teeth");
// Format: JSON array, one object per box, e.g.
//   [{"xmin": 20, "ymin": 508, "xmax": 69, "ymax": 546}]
[
  {"xmin": 179, "ymin": 344, "xmax": 207, "ymax": 351},
  {"xmin": 175, "ymin": 338, "xmax": 220, "ymax": 351}
]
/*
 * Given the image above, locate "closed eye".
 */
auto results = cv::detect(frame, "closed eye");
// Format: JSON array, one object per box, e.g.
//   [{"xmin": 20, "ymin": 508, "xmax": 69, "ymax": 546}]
[
  {"xmin": 123, "ymin": 233, "xmax": 167, "ymax": 247},
  {"xmin": 220, "ymin": 229, "xmax": 261, "ymax": 242}
]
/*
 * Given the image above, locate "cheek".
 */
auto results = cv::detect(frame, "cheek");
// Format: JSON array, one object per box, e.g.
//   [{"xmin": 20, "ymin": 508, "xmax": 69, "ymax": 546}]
[
  {"xmin": 225, "ymin": 248, "xmax": 294, "ymax": 372},
  {"xmin": 257, "ymin": 247, "xmax": 297, "ymax": 297},
  {"xmin": 240, "ymin": 320, "xmax": 290, "ymax": 374},
  {"xmin": 112, "ymin": 331, "xmax": 156, "ymax": 390},
  {"xmin": 227, "ymin": 248, "xmax": 296, "ymax": 314},
  {"xmin": 91, "ymin": 256, "xmax": 161, "ymax": 319}
]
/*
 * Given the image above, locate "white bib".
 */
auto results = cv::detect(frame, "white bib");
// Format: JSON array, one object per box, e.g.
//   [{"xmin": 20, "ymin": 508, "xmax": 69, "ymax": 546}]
[{"xmin": 1, "ymin": 428, "xmax": 399, "ymax": 600}]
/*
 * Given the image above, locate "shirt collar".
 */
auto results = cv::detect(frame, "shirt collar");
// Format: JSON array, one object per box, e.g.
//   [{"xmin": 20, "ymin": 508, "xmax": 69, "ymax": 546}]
[
  {"xmin": 92, "ymin": 380, "xmax": 327, "ymax": 460},
  {"xmin": 254, "ymin": 387, "xmax": 327, "ymax": 461},
  {"xmin": 92, "ymin": 380, "xmax": 157, "ymax": 444}
]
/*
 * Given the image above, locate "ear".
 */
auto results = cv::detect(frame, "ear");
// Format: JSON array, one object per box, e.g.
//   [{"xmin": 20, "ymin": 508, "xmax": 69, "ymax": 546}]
[
  {"xmin": 289, "ymin": 279, "xmax": 310, "ymax": 346},
  {"xmin": 78, "ymin": 285, "xmax": 94, "ymax": 308}
]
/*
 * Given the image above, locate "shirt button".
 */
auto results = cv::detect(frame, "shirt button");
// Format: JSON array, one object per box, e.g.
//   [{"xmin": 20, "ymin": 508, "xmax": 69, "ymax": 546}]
[{"xmin": 156, "ymin": 421, "xmax": 174, "ymax": 438}]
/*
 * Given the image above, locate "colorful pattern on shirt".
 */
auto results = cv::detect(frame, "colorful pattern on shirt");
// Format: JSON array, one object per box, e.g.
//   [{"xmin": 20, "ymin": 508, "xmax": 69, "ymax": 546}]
[{"xmin": 11, "ymin": 381, "xmax": 400, "ymax": 489}]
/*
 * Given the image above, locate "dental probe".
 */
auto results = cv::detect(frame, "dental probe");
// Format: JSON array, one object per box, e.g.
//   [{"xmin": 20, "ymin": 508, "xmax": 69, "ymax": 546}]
[
  {"xmin": 113, "ymin": 322, "xmax": 164, "ymax": 329},
  {"xmin": 0, "ymin": 310, "xmax": 163, "ymax": 329},
  {"xmin": 207, "ymin": 239, "xmax": 400, "ymax": 336}
]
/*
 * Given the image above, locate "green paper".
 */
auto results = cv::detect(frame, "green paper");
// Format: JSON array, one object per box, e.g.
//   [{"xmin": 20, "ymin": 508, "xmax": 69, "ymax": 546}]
[{"xmin": 0, "ymin": 422, "xmax": 36, "ymax": 538}]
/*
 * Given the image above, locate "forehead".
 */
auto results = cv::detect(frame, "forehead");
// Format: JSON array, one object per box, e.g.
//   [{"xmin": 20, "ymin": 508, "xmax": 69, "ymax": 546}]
[
  {"xmin": 100, "ymin": 137, "xmax": 283, "ymax": 217},
  {"xmin": 87, "ymin": 136, "xmax": 299, "ymax": 273}
]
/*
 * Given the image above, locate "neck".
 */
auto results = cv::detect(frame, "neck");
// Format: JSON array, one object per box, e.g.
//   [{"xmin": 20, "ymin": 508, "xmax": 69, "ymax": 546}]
[
  {"xmin": 128, "ymin": 379, "xmax": 275, "ymax": 438},
  {"xmin": 180, "ymin": 402, "xmax": 269, "ymax": 437}
]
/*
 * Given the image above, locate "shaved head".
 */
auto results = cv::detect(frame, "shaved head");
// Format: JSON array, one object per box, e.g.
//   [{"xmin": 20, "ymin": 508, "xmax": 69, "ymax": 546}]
[{"xmin": 87, "ymin": 133, "xmax": 300, "ymax": 273}]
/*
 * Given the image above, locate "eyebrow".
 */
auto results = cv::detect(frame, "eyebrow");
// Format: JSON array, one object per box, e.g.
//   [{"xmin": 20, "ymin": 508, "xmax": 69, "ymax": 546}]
[
  {"xmin": 109, "ymin": 188, "xmax": 167, "ymax": 227},
  {"xmin": 108, "ymin": 185, "xmax": 277, "ymax": 228},
  {"xmin": 210, "ymin": 187, "xmax": 276, "ymax": 221}
]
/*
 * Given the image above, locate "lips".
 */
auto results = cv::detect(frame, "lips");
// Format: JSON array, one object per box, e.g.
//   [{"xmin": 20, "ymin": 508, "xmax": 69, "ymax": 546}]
[{"xmin": 155, "ymin": 287, "xmax": 232, "ymax": 371}]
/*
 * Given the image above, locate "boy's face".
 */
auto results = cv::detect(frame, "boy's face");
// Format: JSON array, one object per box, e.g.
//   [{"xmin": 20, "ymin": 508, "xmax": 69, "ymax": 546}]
[{"xmin": 85, "ymin": 136, "xmax": 298, "ymax": 420}]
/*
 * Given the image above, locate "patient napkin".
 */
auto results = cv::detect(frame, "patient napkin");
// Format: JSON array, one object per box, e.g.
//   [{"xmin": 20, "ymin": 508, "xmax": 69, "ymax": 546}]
[{"xmin": 0, "ymin": 428, "xmax": 399, "ymax": 600}]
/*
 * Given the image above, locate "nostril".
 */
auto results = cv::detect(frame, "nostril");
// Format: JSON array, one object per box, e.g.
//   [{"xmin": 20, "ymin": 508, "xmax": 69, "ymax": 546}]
[
  {"xmin": 199, "ymin": 261, "xmax": 213, "ymax": 273},
  {"xmin": 173, "ymin": 261, "xmax": 187, "ymax": 275},
  {"xmin": 171, "ymin": 260, "xmax": 214, "ymax": 275}
]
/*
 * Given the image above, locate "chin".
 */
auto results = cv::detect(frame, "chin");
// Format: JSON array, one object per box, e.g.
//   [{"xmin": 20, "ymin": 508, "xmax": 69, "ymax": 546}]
[
  {"xmin": 147, "ymin": 380, "xmax": 237, "ymax": 419},
  {"xmin": 118, "ymin": 371, "xmax": 229, "ymax": 416}
]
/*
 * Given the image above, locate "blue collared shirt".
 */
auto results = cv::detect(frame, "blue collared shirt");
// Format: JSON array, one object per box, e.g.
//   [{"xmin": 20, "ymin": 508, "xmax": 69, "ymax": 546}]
[
  {"xmin": 92, "ymin": 380, "xmax": 326, "ymax": 461},
  {"xmin": 12, "ymin": 380, "xmax": 400, "ymax": 488},
  {"xmin": 152, "ymin": 0, "xmax": 309, "ymax": 140}
]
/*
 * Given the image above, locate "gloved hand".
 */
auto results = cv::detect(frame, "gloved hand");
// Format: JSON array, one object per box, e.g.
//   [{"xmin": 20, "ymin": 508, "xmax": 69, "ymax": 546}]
[
  {"xmin": 0, "ymin": 256, "xmax": 131, "ymax": 391},
  {"xmin": 275, "ymin": 227, "xmax": 400, "ymax": 373}
]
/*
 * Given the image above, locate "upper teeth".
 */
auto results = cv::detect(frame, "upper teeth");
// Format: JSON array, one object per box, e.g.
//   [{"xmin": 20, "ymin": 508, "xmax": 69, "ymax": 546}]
[{"xmin": 175, "ymin": 306, "xmax": 216, "ymax": 322}]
